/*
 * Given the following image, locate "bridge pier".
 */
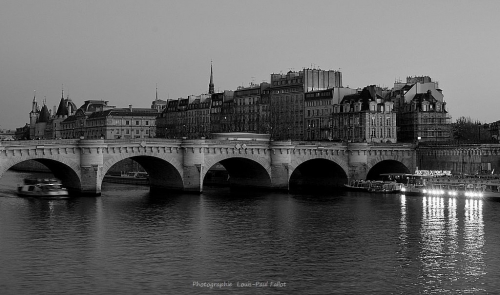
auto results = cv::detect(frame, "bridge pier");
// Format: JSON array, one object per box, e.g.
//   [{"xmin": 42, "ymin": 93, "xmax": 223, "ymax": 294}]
[
  {"xmin": 348, "ymin": 143, "xmax": 369, "ymax": 181},
  {"xmin": 270, "ymin": 141, "xmax": 293, "ymax": 190},
  {"xmin": 79, "ymin": 139, "xmax": 104, "ymax": 196},
  {"xmin": 181, "ymin": 140, "xmax": 206, "ymax": 193}
]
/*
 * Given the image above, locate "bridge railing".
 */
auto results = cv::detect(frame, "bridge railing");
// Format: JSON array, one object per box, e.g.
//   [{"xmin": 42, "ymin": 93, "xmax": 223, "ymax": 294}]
[
  {"xmin": 103, "ymin": 138, "xmax": 181, "ymax": 144},
  {"xmin": 0, "ymin": 139, "xmax": 80, "ymax": 146}
]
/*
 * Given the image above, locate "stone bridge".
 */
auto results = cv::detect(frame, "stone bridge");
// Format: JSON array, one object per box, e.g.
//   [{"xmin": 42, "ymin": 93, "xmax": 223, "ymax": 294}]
[{"xmin": 0, "ymin": 138, "xmax": 416, "ymax": 195}]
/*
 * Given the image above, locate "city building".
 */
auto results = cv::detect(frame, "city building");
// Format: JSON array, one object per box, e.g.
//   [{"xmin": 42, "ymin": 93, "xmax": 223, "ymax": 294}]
[
  {"xmin": 209, "ymin": 91, "xmax": 233, "ymax": 134},
  {"xmin": 60, "ymin": 100, "xmax": 114, "ymax": 139},
  {"xmin": 220, "ymin": 93, "xmax": 235, "ymax": 133},
  {"xmin": 186, "ymin": 94, "xmax": 211, "ymax": 138},
  {"xmin": 15, "ymin": 124, "xmax": 30, "ymax": 140},
  {"xmin": 270, "ymin": 68, "xmax": 342, "ymax": 140},
  {"xmin": 387, "ymin": 76, "xmax": 451, "ymax": 143},
  {"xmin": 157, "ymin": 64, "xmax": 231, "ymax": 139},
  {"xmin": 84, "ymin": 106, "xmax": 159, "ymax": 139},
  {"xmin": 43, "ymin": 91, "xmax": 78, "ymax": 139},
  {"xmin": 233, "ymin": 82, "xmax": 270, "ymax": 134},
  {"xmin": 157, "ymin": 99, "xmax": 180, "ymax": 138},
  {"xmin": 489, "ymin": 121, "xmax": 500, "ymax": 142},
  {"xmin": 331, "ymin": 85, "xmax": 397, "ymax": 143},
  {"xmin": 304, "ymin": 87, "xmax": 357, "ymax": 140}
]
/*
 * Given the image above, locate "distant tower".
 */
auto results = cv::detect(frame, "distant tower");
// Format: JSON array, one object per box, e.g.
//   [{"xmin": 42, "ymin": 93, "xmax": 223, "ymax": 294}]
[
  {"xmin": 208, "ymin": 62, "xmax": 214, "ymax": 94},
  {"xmin": 29, "ymin": 91, "xmax": 39, "ymax": 139}
]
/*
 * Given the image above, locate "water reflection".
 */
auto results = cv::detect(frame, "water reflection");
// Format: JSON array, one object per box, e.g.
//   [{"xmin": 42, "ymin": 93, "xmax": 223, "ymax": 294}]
[
  {"xmin": 1, "ymin": 170, "xmax": 500, "ymax": 294},
  {"xmin": 418, "ymin": 196, "xmax": 487, "ymax": 293},
  {"xmin": 399, "ymin": 195, "xmax": 407, "ymax": 248},
  {"xmin": 464, "ymin": 199, "xmax": 485, "ymax": 288}
]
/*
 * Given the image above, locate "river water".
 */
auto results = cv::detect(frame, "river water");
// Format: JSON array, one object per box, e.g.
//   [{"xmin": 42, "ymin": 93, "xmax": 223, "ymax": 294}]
[{"xmin": 1, "ymin": 170, "xmax": 500, "ymax": 294}]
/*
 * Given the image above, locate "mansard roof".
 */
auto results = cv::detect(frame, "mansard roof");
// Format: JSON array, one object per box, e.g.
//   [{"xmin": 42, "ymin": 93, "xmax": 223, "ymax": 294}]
[
  {"xmin": 340, "ymin": 85, "xmax": 389, "ymax": 111},
  {"xmin": 86, "ymin": 108, "xmax": 159, "ymax": 119},
  {"xmin": 78, "ymin": 100, "xmax": 114, "ymax": 113},
  {"xmin": 412, "ymin": 91, "xmax": 438, "ymax": 104}
]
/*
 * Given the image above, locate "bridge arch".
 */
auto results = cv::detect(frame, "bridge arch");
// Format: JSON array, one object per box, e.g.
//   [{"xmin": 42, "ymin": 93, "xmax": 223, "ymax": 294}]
[
  {"xmin": 203, "ymin": 154, "xmax": 272, "ymax": 190},
  {"xmin": 102, "ymin": 154, "xmax": 184, "ymax": 191},
  {"xmin": 289, "ymin": 158, "xmax": 348, "ymax": 191},
  {"xmin": 366, "ymin": 159, "xmax": 411, "ymax": 180},
  {"xmin": 0, "ymin": 157, "xmax": 81, "ymax": 192}
]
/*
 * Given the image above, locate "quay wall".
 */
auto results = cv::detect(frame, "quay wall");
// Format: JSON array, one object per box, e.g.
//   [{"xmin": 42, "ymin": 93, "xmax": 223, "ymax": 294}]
[{"xmin": 417, "ymin": 144, "xmax": 500, "ymax": 174}]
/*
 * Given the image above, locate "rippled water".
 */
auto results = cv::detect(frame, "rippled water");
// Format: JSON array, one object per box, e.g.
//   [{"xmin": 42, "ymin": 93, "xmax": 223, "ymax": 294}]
[{"xmin": 2, "ymin": 170, "xmax": 500, "ymax": 294}]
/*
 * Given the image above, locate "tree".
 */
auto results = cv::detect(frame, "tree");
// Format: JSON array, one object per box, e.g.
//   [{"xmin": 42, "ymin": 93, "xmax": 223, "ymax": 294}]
[{"xmin": 452, "ymin": 116, "xmax": 491, "ymax": 144}]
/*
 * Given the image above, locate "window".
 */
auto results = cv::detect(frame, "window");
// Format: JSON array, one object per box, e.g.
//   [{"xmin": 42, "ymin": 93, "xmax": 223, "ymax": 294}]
[{"xmin": 126, "ymin": 121, "xmax": 130, "ymax": 125}]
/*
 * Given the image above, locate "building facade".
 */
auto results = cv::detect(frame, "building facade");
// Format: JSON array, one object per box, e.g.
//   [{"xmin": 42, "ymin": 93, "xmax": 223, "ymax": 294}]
[
  {"xmin": 304, "ymin": 87, "xmax": 357, "ymax": 140},
  {"xmin": 233, "ymin": 83, "xmax": 270, "ymax": 134},
  {"xmin": 332, "ymin": 86, "xmax": 397, "ymax": 143},
  {"xmin": 387, "ymin": 76, "xmax": 451, "ymax": 143},
  {"xmin": 270, "ymin": 69, "xmax": 342, "ymax": 140},
  {"xmin": 84, "ymin": 107, "xmax": 159, "ymax": 139}
]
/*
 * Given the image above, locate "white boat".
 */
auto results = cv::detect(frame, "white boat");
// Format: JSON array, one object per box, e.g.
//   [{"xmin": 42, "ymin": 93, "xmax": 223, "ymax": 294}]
[
  {"xmin": 399, "ymin": 174, "xmax": 430, "ymax": 195},
  {"xmin": 103, "ymin": 171, "xmax": 149, "ymax": 185},
  {"xmin": 17, "ymin": 178, "xmax": 69, "ymax": 199},
  {"xmin": 425, "ymin": 175, "xmax": 500, "ymax": 198},
  {"xmin": 368, "ymin": 181, "xmax": 403, "ymax": 193},
  {"xmin": 344, "ymin": 180, "xmax": 371, "ymax": 191}
]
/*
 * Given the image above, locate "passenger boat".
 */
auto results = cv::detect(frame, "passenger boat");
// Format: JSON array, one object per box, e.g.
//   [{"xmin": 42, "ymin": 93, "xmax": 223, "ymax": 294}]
[
  {"xmin": 425, "ymin": 174, "xmax": 500, "ymax": 198},
  {"xmin": 344, "ymin": 179, "xmax": 371, "ymax": 191},
  {"xmin": 103, "ymin": 171, "xmax": 149, "ymax": 185},
  {"xmin": 17, "ymin": 178, "xmax": 69, "ymax": 199},
  {"xmin": 368, "ymin": 181, "xmax": 403, "ymax": 193},
  {"xmin": 399, "ymin": 174, "xmax": 430, "ymax": 196}
]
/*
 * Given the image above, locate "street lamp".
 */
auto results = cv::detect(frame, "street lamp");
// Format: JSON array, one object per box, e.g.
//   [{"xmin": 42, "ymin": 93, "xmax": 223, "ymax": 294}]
[
  {"xmin": 477, "ymin": 121, "xmax": 482, "ymax": 143},
  {"xmin": 79, "ymin": 122, "xmax": 84, "ymax": 139}
]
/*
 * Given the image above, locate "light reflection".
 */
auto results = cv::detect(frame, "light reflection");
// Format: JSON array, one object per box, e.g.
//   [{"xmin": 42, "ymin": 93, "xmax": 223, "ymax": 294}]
[
  {"xmin": 463, "ymin": 198, "xmax": 485, "ymax": 283},
  {"xmin": 399, "ymin": 195, "xmax": 407, "ymax": 244},
  {"xmin": 419, "ymin": 196, "xmax": 447, "ymax": 291},
  {"xmin": 447, "ymin": 197, "xmax": 458, "ymax": 280},
  {"xmin": 420, "ymin": 196, "xmax": 486, "ymax": 292}
]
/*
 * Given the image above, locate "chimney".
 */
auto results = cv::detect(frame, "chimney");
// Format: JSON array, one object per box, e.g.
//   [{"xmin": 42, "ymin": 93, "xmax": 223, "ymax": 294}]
[{"xmin": 129, "ymin": 105, "xmax": 133, "ymax": 112}]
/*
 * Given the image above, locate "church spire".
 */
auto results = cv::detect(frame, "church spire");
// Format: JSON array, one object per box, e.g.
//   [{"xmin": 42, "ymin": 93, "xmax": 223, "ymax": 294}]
[{"xmin": 208, "ymin": 61, "xmax": 214, "ymax": 94}]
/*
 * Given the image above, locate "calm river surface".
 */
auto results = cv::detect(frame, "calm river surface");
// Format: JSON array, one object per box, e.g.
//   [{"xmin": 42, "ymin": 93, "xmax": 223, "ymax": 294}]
[{"xmin": 2, "ymin": 170, "xmax": 500, "ymax": 294}]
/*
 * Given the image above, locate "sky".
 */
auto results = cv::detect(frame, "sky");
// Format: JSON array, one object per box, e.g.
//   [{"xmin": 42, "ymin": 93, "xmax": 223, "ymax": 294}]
[{"xmin": 1, "ymin": 0, "xmax": 499, "ymax": 130}]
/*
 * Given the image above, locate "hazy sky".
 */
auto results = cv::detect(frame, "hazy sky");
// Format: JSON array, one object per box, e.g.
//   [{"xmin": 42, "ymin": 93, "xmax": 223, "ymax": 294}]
[{"xmin": 1, "ymin": 0, "xmax": 499, "ymax": 129}]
